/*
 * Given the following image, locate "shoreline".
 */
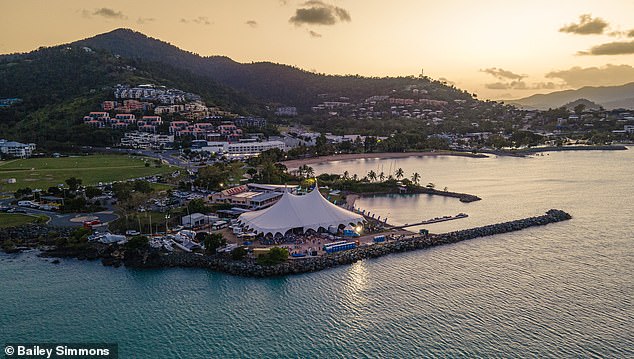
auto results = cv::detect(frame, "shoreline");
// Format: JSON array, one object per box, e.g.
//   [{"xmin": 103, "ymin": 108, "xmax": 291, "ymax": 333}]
[
  {"xmin": 124, "ymin": 210, "xmax": 573, "ymax": 276},
  {"xmin": 1, "ymin": 210, "xmax": 572, "ymax": 277},
  {"xmin": 281, "ymin": 151, "xmax": 487, "ymax": 169},
  {"xmin": 281, "ymin": 145, "xmax": 629, "ymax": 169}
]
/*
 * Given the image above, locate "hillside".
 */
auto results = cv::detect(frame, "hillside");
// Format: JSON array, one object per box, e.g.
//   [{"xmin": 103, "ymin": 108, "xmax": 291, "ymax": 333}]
[
  {"xmin": 74, "ymin": 28, "xmax": 474, "ymax": 109},
  {"xmin": 0, "ymin": 45, "xmax": 263, "ymax": 149},
  {"xmin": 510, "ymin": 83, "xmax": 634, "ymax": 110},
  {"xmin": 563, "ymin": 98, "xmax": 602, "ymax": 111}
]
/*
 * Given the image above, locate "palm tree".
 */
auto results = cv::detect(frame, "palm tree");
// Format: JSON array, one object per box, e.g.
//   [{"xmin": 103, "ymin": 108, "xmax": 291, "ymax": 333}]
[
  {"xmin": 378, "ymin": 171, "xmax": 385, "ymax": 182},
  {"xmin": 368, "ymin": 170, "xmax": 377, "ymax": 182},
  {"xmin": 411, "ymin": 172, "xmax": 420, "ymax": 185},
  {"xmin": 305, "ymin": 166, "xmax": 314, "ymax": 178},
  {"xmin": 395, "ymin": 168, "xmax": 404, "ymax": 180}
]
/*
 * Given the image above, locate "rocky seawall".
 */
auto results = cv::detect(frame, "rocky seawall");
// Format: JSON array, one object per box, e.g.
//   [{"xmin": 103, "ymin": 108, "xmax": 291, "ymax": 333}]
[
  {"xmin": 136, "ymin": 209, "xmax": 571, "ymax": 277},
  {"xmin": 1, "ymin": 210, "xmax": 572, "ymax": 276}
]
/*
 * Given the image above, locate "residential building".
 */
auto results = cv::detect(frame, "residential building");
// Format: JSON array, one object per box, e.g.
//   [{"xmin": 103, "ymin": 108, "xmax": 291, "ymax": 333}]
[
  {"xmin": 275, "ymin": 107, "xmax": 298, "ymax": 117},
  {"xmin": 120, "ymin": 131, "xmax": 174, "ymax": 149},
  {"xmin": 0, "ymin": 139, "xmax": 36, "ymax": 158}
]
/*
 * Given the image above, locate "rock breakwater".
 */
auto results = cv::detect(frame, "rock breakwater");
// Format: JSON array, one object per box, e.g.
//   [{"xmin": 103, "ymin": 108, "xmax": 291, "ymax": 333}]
[{"xmin": 145, "ymin": 209, "xmax": 572, "ymax": 277}]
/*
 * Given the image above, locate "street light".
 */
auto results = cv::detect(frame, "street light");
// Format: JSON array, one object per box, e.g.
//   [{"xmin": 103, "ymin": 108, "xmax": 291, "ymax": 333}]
[{"xmin": 165, "ymin": 213, "xmax": 171, "ymax": 234}]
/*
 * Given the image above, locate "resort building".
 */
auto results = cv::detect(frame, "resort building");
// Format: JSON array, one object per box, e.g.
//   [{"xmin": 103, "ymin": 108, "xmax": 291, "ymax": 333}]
[
  {"xmin": 210, "ymin": 184, "xmax": 284, "ymax": 210},
  {"xmin": 120, "ymin": 131, "xmax": 174, "ymax": 149},
  {"xmin": 0, "ymin": 139, "xmax": 36, "ymax": 158}
]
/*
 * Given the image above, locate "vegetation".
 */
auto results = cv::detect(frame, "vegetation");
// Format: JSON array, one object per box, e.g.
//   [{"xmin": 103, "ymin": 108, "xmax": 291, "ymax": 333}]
[
  {"xmin": 256, "ymin": 247, "xmax": 289, "ymax": 266},
  {"xmin": 1, "ymin": 239, "xmax": 16, "ymax": 252},
  {"xmin": 194, "ymin": 162, "xmax": 245, "ymax": 191},
  {"xmin": 0, "ymin": 154, "xmax": 175, "ymax": 191},
  {"xmin": 195, "ymin": 232, "xmax": 226, "ymax": 254},
  {"xmin": 55, "ymin": 227, "xmax": 91, "ymax": 250},
  {"xmin": 125, "ymin": 235, "xmax": 149, "ymax": 251},
  {"xmin": 0, "ymin": 42, "xmax": 264, "ymax": 149},
  {"xmin": 0, "ymin": 213, "xmax": 48, "ymax": 228},
  {"xmin": 76, "ymin": 29, "xmax": 474, "ymax": 111},
  {"xmin": 231, "ymin": 246, "xmax": 248, "ymax": 260}
]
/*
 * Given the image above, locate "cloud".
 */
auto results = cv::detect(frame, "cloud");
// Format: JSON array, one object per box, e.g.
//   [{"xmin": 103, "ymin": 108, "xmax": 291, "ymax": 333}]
[
  {"xmin": 82, "ymin": 8, "xmax": 127, "ymax": 20},
  {"xmin": 484, "ymin": 80, "xmax": 561, "ymax": 90},
  {"xmin": 93, "ymin": 8, "xmax": 127, "ymax": 19},
  {"xmin": 481, "ymin": 67, "xmax": 525, "ymax": 81},
  {"xmin": 137, "ymin": 17, "xmax": 155, "ymax": 24},
  {"xmin": 545, "ymin": 64, "xmax": 634, "ymax": 87},
  {"xmin": 246, "ymin": 20, "xmax": 258, "ymax": 28},
  {"xmin": 559, "ymin": 14, "xmax": 608, "ymax": 35},
  {"xmin": 308, "ymin": 30, "xmax": 322, "ymax": 38},
  {"xmin": 181, "ymin": 16, "xmax": 211, "ymax": 25},
  {"xmin": 578, "ymin": 40, "xmax": 634, "ymax": 55},
  {"xmin": 289, "ymin": 1, "xmax": 351, "ymax": 26}
]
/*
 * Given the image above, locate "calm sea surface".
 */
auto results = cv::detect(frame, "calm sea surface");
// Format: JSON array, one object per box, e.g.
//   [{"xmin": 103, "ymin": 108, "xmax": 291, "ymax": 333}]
[{"xmin": 1, "ymin": 150, "xmax": 633, "ymax": 358}]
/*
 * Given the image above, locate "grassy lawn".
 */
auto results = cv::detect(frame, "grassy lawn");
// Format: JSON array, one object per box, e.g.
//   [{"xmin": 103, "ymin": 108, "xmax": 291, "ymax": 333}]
[
  {"xmin": 0, "ymin": 154, "xmax": 178, "ymax": 192},
  {"xmin": 0, "ymin": 213, "xmax": 49, "ymax": 228}
]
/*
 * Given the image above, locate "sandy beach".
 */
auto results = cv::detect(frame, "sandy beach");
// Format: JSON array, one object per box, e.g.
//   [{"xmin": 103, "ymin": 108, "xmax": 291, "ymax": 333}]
[{"xmin": 281, "ymin": 151, "xmax": 487, "ymax": 169}]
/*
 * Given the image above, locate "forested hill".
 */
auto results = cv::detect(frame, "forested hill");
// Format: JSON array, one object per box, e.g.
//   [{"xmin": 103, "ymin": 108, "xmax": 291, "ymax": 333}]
[
  {"xmin": 0, "ymin": 45, "xmax": 263, "ymax": 149},
  {"xmin": 75, "ymin": 28, "xmax": 475, "ymax": 109}
]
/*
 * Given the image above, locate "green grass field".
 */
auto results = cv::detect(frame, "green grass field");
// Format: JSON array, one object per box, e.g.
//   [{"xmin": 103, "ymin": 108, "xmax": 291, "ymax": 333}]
[
  {"xmin": 0, "ymin": 154, "xmax": 178, "ymax": 192},
  {"xmin": 0, "ymin": 213, "xmax": 49, "ymax": 228}
]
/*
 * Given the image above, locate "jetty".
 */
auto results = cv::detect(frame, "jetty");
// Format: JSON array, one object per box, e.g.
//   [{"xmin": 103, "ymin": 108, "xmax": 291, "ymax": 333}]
[{"xmin": 390, "ymin": 213, "xmax": 468, "ymax": 230}]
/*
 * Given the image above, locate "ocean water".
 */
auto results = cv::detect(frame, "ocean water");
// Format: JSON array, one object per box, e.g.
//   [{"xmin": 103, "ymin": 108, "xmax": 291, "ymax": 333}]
[{"xmin": 1, "ymin": 150, "xmax": 633, "ymax": 358}]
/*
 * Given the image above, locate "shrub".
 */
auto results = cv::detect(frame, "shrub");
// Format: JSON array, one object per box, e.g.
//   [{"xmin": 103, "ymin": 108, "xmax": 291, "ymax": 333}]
[
  {"xmin": 256, "ymin": 247, "xmax": 289, "ymax": 266},
  {"xmin": 125, "ymin": 235, "xmax": 149, "ymax": 251},
  {"xmin": 231, "ymin": 246, "xmax": 247, "ymax": 260}
]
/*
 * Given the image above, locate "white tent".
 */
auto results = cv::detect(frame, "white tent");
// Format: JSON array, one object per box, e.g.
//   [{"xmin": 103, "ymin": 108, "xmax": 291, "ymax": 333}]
[{"xmin": 237, "ymin": 186, "xmax": 364, "ymax": 237}]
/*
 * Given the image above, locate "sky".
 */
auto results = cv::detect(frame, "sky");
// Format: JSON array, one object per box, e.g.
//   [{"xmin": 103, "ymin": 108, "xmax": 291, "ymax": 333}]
[{"xmin": 2, "ymin": 0, "xmax": 634, "ymax": 100}]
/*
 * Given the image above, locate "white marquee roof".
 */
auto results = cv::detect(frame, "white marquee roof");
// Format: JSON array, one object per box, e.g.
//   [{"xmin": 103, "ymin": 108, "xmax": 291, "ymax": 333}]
[{"xmin": 237, "ymin": 186, "xmax": 364, "ymax": 236}]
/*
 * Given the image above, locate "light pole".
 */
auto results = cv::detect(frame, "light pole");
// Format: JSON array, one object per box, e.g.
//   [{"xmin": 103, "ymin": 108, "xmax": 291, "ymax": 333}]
[{"xmin": 165, "ymin": 213, "xmax": 171, "ymax": 234}]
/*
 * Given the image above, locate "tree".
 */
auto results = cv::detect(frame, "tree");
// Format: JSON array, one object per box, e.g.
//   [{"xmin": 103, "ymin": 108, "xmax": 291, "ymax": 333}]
[
  {"xmin": 14, "ymin": 187, "xmax": 32, "ymax": 199},
  {"xmin": 188, "ymin": 199, "xmax": 209, "ymax": 214},
  {"xmin": 133, "ymin": 180, "xmax": 153, "ymax": 194},
  {"xmin": 65, "ymin": 177, "xmax": 82, "ymax": 191},
  {"xmin": 411, "ymin": 172, "xmax": 420, "ymax": 185},
  {"xmin": 367, "ymin": 170, "xmax": 377, "ymax": 182},
  {"xmin": 256, "ymin": 247, "xmax": 289, "ymax": 266},
  {"xmin": 305, "ymin": 166, "xmax": 315, "ymax": 179},
  {"xmin": 231, "ymin": 246, "xmax": 248, "ymax": 260},
  {"xmin": 125, "ymin": 235, "xmax": 149, "ymax": 251},
  {"xmin": 378, "ymin": 172, "xmax": 385, "ymax": 182},
  {"xmin": 112, "ymin": 182, "xmax": 131, "ymax": 201},
  {"xmin": 574, "ymin": 103, "xmax": 586, "ymax": 115},
  {"xmin": 395, "ymin": 168, "xmax": 404, "ymax": 180},
  {"xmin": 343, "ymin": 171, "xmax": 350, "ymax": 180},
  {"xmin": 84, "ymin": 186, "xmax": 102, "ymax": 199},
  {"xmin": 196, "ymin": 232, "xmax": 226, "ymax": 254}
]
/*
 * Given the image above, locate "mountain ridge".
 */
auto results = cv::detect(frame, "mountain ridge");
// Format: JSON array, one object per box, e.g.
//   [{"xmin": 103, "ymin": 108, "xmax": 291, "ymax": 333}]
[
  {"xmin": 509, "ymin": 82, "xmax": 634, "ymax": 110},
  {"xmin": 70, "ymin": 28, "xmax": 473, "ymax": 109}
]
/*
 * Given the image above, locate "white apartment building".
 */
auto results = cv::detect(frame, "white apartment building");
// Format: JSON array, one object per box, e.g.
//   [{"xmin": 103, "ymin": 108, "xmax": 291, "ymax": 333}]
[{"xmin": 0, "ymin": 139, "xmax": 36, "ymax": 158}]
